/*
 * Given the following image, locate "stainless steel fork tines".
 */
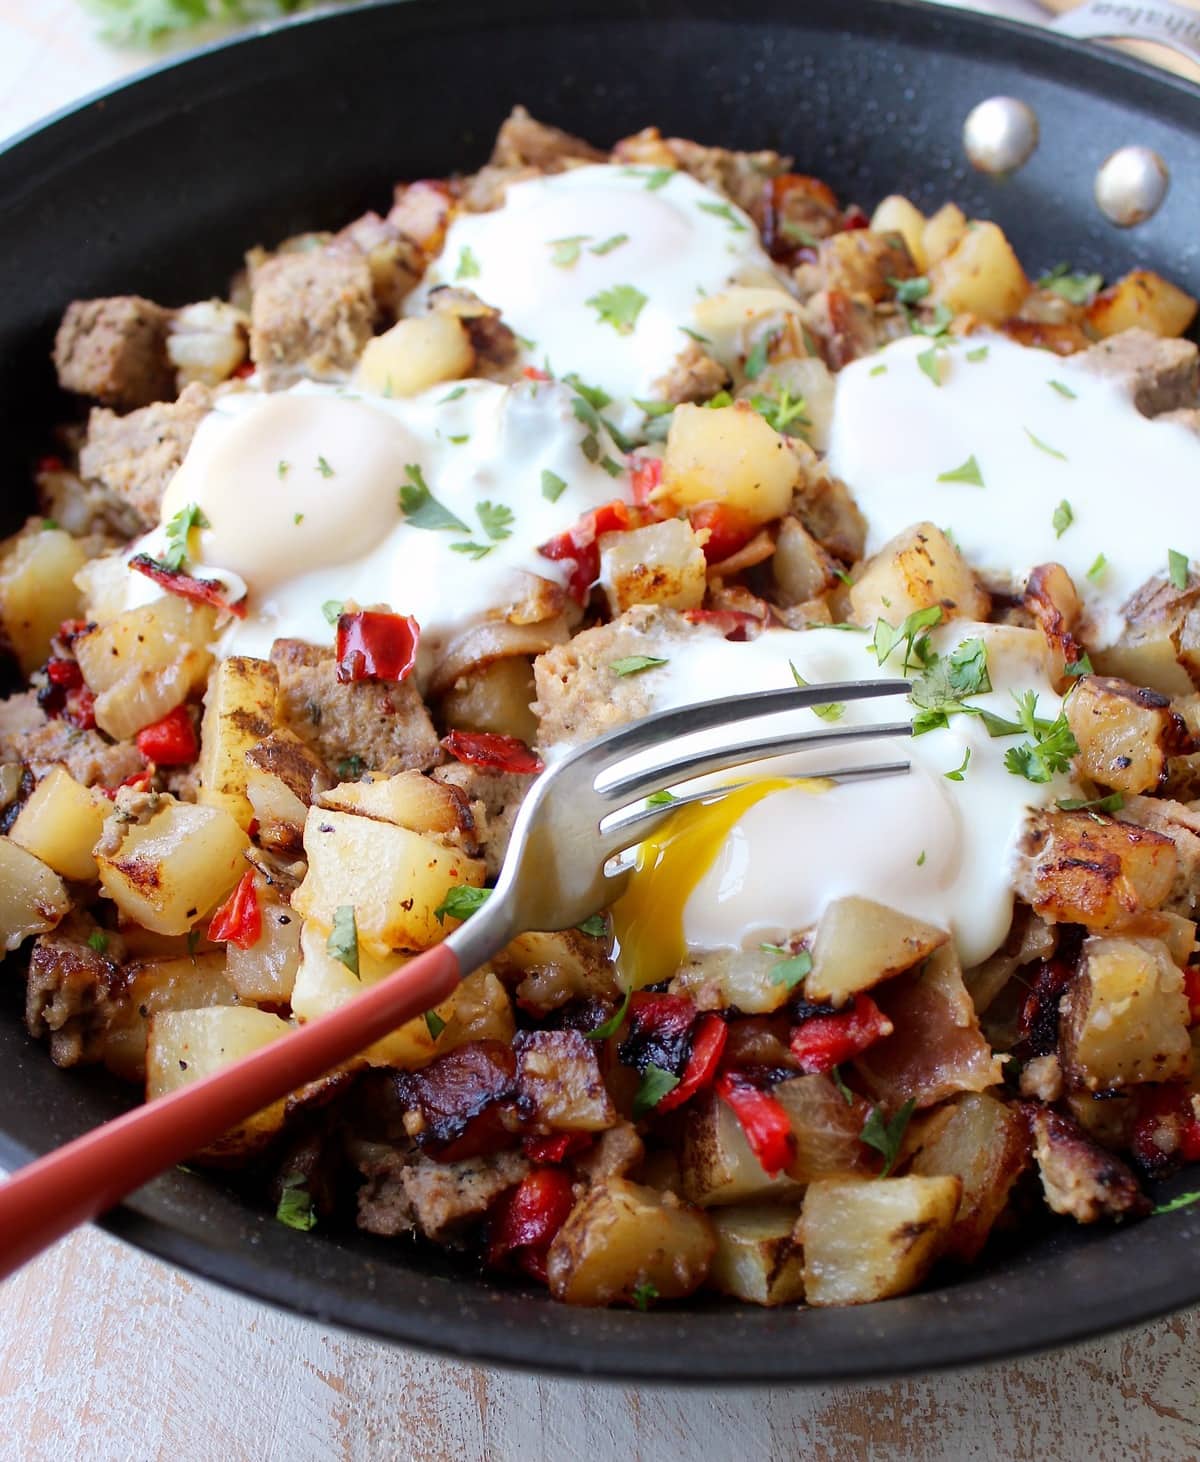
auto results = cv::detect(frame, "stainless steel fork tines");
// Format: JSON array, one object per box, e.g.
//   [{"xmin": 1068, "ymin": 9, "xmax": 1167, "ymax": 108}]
[{"xmin": 445, "ymin": 678, "xmax": 913, "ymax": 972}]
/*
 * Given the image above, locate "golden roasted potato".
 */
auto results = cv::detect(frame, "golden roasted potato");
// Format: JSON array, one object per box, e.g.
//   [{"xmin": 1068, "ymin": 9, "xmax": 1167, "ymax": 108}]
[
  {"xmin": 661, "ymin": 402, "xmax": 799, "ymax": 526},
  {"xmin": 0, "ymin": 837, "xmax": 69, "ymax": 950},
  {"xmin": 816, "ymin": 229, "xmax": 915, "ymax": 302},
  {"xmin": 671, "ymin": 946, "xmax": 792, "ymax": 1015},
  {"xmin": 546, "ymin": 1178, "xmax": 715, "ymax": 1306},
  {"xmin": 680, "ymin": 1091, "xmax": 804, "ymax": 1207},
  {"xmin": 103, "ymin": 952, "xmax": 238, "ymax": 1082},
  {"xmin": 1060, "ymin": 934, "xmax": 1192, "ymax": 1090},
  {"xmin": 773, "ymin": 1074, "xmax": 874, "ymax": 1183},
  {"xmin": 224, "ymin": 881, "xmax": 301, "ymax": 1003},
  {"xmin": 0, "ymin": 525, "xmax": 88, "ymax": 675},
  {"xmin": 806, "ymin": 896, "xmax": 948, "ymax": 1007},
  {"xmin": 869, "ymin": 195, "xmax": 928, "ymax": 271},
  {"xmin": 1086, "ymin": 269, "xmax": 1198, "ymax": 340},
  {"xmin": 598, "ymin": 519, "xmax": 707, "ymax": 614},
  {"xmin": 1064, "ymin": 674, "xmax": 1191, "ymax": 795},
  {"xmin": 799, "ymin": 1175, "xmax": 960, "ymax": 1306},
  {"xmin": 516, "ymin": 1029, "xmax": 617, "ymax": 1131},
  {"xmin": 921, "ymin": 203, "xmax": 968, "ymax": 268},
  {"xmin": 1095, "ymin": 573, "xmax": 1200, "ymax": 698},
  {"xmin": 196, "ymin": 655, "xmax": 279, "ymax": 830},
  {"xmin": 8, "ymin": 767, "xmax": 107, "ymax": 882},
  {"xmin": 96, "ymin": 796, "xmax": 250, "ymax": 935},
  {"xmin": 929, "ymin": 221, "xmax": 1028, "ymax": 324},
  {"xmin": 244, "ymin": 729, "xmax": 331, "ymax": 854},
  {"xmin": 317, "ymin": 769, "xmax": 470, "ymax": 840},
  {"xmin": 357, "ymin": 313, "xmax": 474, "ymax": 396},
  {"xmin": 707, "ymin": 1204, "xmax": 806, "ymax": 1306},
  {"xmin": 439, "ymin": 656, "xmax": 538, "ymax": 743},
  {"xmin": 849, "ymin": 522, "xmax": 989, "ymax": 627}
]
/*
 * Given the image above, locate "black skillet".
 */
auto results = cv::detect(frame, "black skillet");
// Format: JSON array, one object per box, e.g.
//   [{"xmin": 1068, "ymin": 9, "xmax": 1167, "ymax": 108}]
[{"xmin": 1, "ymin": 0, "xmax": 1198, "ymax": 1383}]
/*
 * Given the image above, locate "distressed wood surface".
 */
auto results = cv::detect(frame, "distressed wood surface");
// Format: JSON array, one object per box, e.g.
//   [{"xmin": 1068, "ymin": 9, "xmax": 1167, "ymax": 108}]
[{"xmin": 2, "ymin": 5, "xmax": 1200, "ymax": 1459}]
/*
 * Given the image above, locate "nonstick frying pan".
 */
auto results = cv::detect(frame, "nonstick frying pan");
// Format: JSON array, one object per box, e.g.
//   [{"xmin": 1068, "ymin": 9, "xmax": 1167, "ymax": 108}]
[{"xmin": 1, "ymin": 0, "xmax": 1198, "ymax": 1383}]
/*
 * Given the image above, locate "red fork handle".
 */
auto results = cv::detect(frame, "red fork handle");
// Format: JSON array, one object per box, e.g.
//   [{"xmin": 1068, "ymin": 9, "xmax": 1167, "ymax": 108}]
[{"xmin": 0, "ymin": 940, "xmax": 462, "ymax": 1281}]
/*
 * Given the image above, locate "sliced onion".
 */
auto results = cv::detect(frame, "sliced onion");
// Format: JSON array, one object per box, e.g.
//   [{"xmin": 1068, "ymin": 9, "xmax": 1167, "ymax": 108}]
[{"xmin": 429, "ymin": 613, "xmax": 572, "ymax": 697}]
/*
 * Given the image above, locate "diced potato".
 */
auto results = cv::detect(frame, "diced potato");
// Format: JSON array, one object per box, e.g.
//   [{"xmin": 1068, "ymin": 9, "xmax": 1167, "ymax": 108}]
[
  {"xmin": 167, "ymin": 300, "xmax": 248, "ymax": 387},
  {"xmin": 907, "ymin": 1092, "xmax": 1030, "ymax": 1261},
  {"xmin": 0, "ymin": 837, "xmax": 69, "ymax": 950},
  {"xmin": 773, "ymin": 1074, "xmax": 874, "ymax": 1183},
  {"xmin": 224, "ymin": 883, "xmax": 301, "ymax": 1003},
  {"xmin": 799, "ymin": 1175, "xmax": 960, "ymax": 1306},
  {"xmin": 793, "ymin": 469, "xmax": 867, "ymax": 564},
  {"xmin": 680, "ymin": 1091, "xmax": 804, "ymax": 1207},
  {"xmin": 1014, "ymin": 809, "xmax": 1177, "ymax": 929},
  {"xmin": 439, "ymin": 656, "xmax": 538, "ymax": 743},
  {"xmin": 870, "ymin": 195, "xmax": 928, "ymax": 272},
  {"xmin": 672, "ymin": 946, "xmax": 791, "ymax": 1015},
  {"xmin": 1086, "ymin": 269, "xmax": 1198, "ymax": 340},
  {"xmin": 692, "ymin": 285, "xmax": 806, "ymax": 369},
  {"xmin": 491, "ymin": 928, "xmax": 620, "ymax": 1015},
  {"xmin": 546, "ymin": 1178, "xmax": 715, "ymax": 1306},
  {"xmin": 1118, "ymin": 909, "xmax": 1197, "ymax": 968},
  {"xmin": 146, "ymin": 1006, "xmax": 291, "ymax": 1159},
  {"xmin": 921, "ymin": 203, "xmax": 968, "ymax": 268},
  {"xmin": 598, "ymin": 519, "xmax": 707, "ymax": 615},
  {"xmin": 1026, "ymin": 1103, "xmax": 1149, "ymax": 1223},
  {"xmin": 661, "ymin": 402, "xmax": 799, "ymax": 526},
  {"xmin": 707, "ymin": 1204, "xmax": 806, "ymax": 1306},
  {"xmin": 8, "ymin": 767, "xmax": 107, "ymax": 881},
  {"xmin": 0, "ymin": 526, "xmax": 88, "ymax": 675},
  {"xmin": 357, "ymin": 313, "xmax": 474, "ymax": 396},
  {"xmin": 196, "ymin": 656, "xmax": 279, "ymax": 830},
  {"xmin": 96, "ymin": 796, "xmax": 250, "ymax": 935},
  {"xmin": 771, "ymin": 515, "xmax": 838, "ymax": 605},
  {"xmin": 318, "ymin": 769, "xmax": 469, "ymax": 838},
  {"xmin": 244, "ymin": 730, "xmax": 330, "ymax": 854},
  {"xmin": 849, "ymin": 521, "xmax": 989, "ymax": 627},
  {"xmin": 807, "ymin": 896, "xmax": 948, "ymax": 1006},
  {"xmin": 929, "ymin": 221, "xmax": 1028, "ymax": 324},
  {"xmin": 516, "ymin": 1029, "xmax": 616, "ymax": 1131},
  {"xmin": 817, "ymin": 229, "xmax": 915, "ymax": 302},
  {"xmin": 1060, "ymin": 934, "xmax": 1192, "ymax": 1090},
  {"xmin": 1065, "ymin": 674, "xmax": 1186, "ymax": 795},
  {"xmin": 1095, "ymin": 573, "xmax": 1200, "ymax": 697},
  {"xmin": 292, "ymin": 806, "xmax": 485, "ymax": 955},
  {"xmin": 438, "ymin": 966, "xmax": 515, "ymax": 1050},
  {"xmin": 75, "ymin": 597, "xmax": 217, "ymax": 741},
  {"xmin": 103, "ymin": 952, "xmax": 239, "ymax": 1082}
]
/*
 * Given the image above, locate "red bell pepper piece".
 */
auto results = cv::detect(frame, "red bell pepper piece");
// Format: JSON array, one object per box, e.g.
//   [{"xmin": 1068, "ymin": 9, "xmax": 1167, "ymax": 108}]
[
  {"xmin": 129, "ymin": 554, "xmax": 247, "ymax": 619},
  {"xmin": 1184, "ymin": 966, "xmax": 1200, "ymax": 1025},
  {"xmin": 100, "ymin": 770, "xmax": 153, "ymax": 801},
  {"xmin": 487, "ymin": 1167, "xmax": 576, "ymax": 1275},
  {"xmin": 45, "ymin": 657, "xmax": 82, "ymax": 689},
  {"xmin": 522, "ymin": 1132, "xmax": 593, "ymax": 1165},
  {"xmin": 441, "ymin": 729, "xmax": 544, "ymax": 775},
  {"xmin": 538, "ymin": 499, "xmax": 635, "ymax": 603},
  {"xmin": 656, "ymin": 1014, "xmax": 727, "ymax": 1113},
  {"xmin": 629, "ymin": 455, "xmax": 663, "ymax": 508},
  {"xmin": 523, "ymin": 365, "xmax": 552, "ymax": 382},
  {"xmin": 839, "ymin": 204, "xmax": 870, "ymax": 231},
  {"xmin": 1133, "ymin": 1085, "xmax": 1200, "ymax": 1168},
  {"xmin": 135, "ymin": 705, "xmax": 198, "ymax": 766},
  {"xmin": 37, "ymin": 455, "xmax": 66, "ymax": 475},
  {"xmin": 715, "ymin": 1072, "xmax": 796, "ymax": 1177},
  {"xmin": 789, "ymin": 994, "xmax": 893, "ymax": 1075},
  {"xmin": 207, "ymin": 871, "xmax": 262, "ymax": 950},
  {"xmin": 334, "ymin": 610, "xmax": 420, "ymax": 685},
  {"xmin": 687, "ymin": 502, "xmax": 758, "ymax": 564},
  {"xmin": 682, "ymin": 608, "xmax": 763, "ymax": 641}
]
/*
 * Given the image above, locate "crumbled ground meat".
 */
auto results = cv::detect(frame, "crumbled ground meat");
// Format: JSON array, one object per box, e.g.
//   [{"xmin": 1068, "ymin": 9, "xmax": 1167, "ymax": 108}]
[
  {"xmin": 431, "ymin": 763, "xmax": 533, "ymax": 877},
  {"xmin": 54, "ymin": 296, "xmax": 175, "ymax": 409},
  {"xmin": 356, "ymin": 1146, "xmax": 528, "ymax": 1242},
  {"xmin": 491, "ymin": 105, "xmax": 606, "ymax": 172},
  {"xmin": 26, "ymin": 923, "xmax": 122, "ymax": 1067},
  {"xmin": 653, "ymin": 342, "xmax": 729, "ymax": 405},
  {"xmin": 1078, "ymin": 330, "xmax": 1199, "ymax": 417},
  {"xmin": 77, "ymin": 382, "xmax": 212, "ymax": 531},
  {"xmin": 1023, "ymin": 1104, "xmax": 1150, "ymax": 1222},
  {"xmin": 270, "ymin": 639, "xmax": 442, "ymax": 775},
  {"xmin": 0, "ymin": 692, "xmax": 144, "ymax": 788},
  {"xmin": 249, "ymin": 250, "xmax": 375, "ymax": 388}
]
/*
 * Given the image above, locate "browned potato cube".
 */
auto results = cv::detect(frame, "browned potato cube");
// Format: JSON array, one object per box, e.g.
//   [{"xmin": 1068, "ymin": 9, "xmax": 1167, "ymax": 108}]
[
  {"xmin": 772, "ymin": 1074, "xmax": 874, "ymax": 1183},
  {"xmin": 707, "ymin": 1205, "xmax": 806, "ymax": 1306},
  {"xmin": 1065, "ymin": 674, "xmax": 1190, "ymax": 795},
  {"xmin": 681, "ymin": 1091, "xmax": 804, "ymax": 1207},
  {"xmin": 1086, "ymin": 270, "xmax": 1198, "ymax": 340},
  {"xmin": 1060, "ymin": 934, "xmax": 1192, "ymax": 1090},
  {"xmin": 849, "ymin": 522, "xmax": 989, "ymax": 627},
  {"xmin": 1024, "ymin": 1103, "xmax": 1150, "ymax": 1222},
  {"xmin": 929, "ymin": 221, "xmax": 1028, "ymax": 324},
  {"xmin": 515, "ymin": 1029, "xmax": 616, "ymax": 1131},
  {"xmin": 799, "ymin": 1175, "xmax": 961, "ymax": 1306},
  {"xmin": 816, "ymin": 229, "xmax": 915, "ymax": 302},
  {"xmin": 806, "ymin": 895, "xmax": 948, "ymax": 1006},
  {"xmin": 599, "ymin": 519, "xmax": 707, "ymax": 614},
  {"xmin": 439, "ymin": 656, "xmax": 539, "ymax": 743},
  {"xmin": 1014, "ymin": 810, "xmax": 1177, "ymax": 930},
  {"xmin": 196, "ymin": 655, "xmax": 279, "ymax": 830},
  {"xmin": 1095, "ymin": 573, "xmax": 1200, "ymax": 698}
]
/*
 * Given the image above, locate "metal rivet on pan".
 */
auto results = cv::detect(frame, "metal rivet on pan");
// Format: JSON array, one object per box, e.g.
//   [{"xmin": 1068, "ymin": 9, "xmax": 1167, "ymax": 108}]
[
  {"xmin": 1094, "ymin": 146, "xmax": 1170, "ymax": 227},
  {"xmin": 962, "ymin": 96, "xmax": 1039, "ymax": 175}
]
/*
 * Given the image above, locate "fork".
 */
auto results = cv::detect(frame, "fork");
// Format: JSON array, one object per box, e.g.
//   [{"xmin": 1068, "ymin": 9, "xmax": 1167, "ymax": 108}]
[{"xmin": 0, "ymin": 676, "xmax": 911, "ymax": 1278}]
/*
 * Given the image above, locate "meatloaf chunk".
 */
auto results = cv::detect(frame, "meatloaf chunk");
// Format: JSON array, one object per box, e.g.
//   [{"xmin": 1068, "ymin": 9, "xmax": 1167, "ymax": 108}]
[
  {"xmin": 1023, "ymin": 1104, "xmax": 1149, "ymax": 1223},
  {"xmin": 26, "ymin": 925, "xmax": 123, "ymax": 1067},
  {"xmin": 490, "ymin": 105, "xmax": 606, "ymax": 171},
  {"xmin": 611, "ymin": 131, "xmax": 791, "ymax": 222},
  {"xmin": 270, "ymin": 639, "xmax": 441, "ymax": 775},
  {"xmin": 1078, "ymin": 329, "xmax": 1199, "ymax": 417},
  {"xmin": 652, "ymin": 342, "xmax": 729, "ymax": 405},
  {"xmin": 249, "ymin": 250, "xmax": 375, "ymax": 388},
  {"xmin": 53, "ymin": 296, "xmax": 175, "ymax": 410},
  {"xmin": 77, "ymin": 381, "xmax": 212, "ymax": 530},
  {"xmin": 533, "ymin": 606, "xmax": 720, "ymax": 750},
  {"xmin": 0, "ymin": 691, "xmax": 144, "ymax": 788},
  {"xmin": 356, "ymin": 1146, "xmax": 528, "ymax": 1243},
  {"xmin": 431, "ymin": 763, "xmax": 533, "ymax": 877}
]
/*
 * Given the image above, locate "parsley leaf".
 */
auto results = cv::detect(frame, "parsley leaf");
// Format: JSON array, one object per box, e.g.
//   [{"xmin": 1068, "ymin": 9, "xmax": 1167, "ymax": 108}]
[
  {"xmin": 611, "ymin": 655, "xmax": 667, "ymax": 676},
  {"xmin": 917, "ymin": 347, "xmax": 943, "ymax": 387},
  {"xmin": 1152, "ymin": 1190, "xmax": 1200, "ymax": 1216},
  {"xmin": 276, "ymin": 1172, "xmax": 317, "ymax": 1232},
  {"xmin": 590, "ymin": 233, "xmax": 629, "ymax": 256},
  {"xmin": 966, "ymin": 346, "xmax": 989, "ymax": 363},
  {"xmin": 277, "ymin": 460, "xmax": 290, "ymax": 479},
  {"xmin": 760, "ymin": 942, "xmax": 813, "ymax": 989},
  {"xmin": 869, "ymin": 363, "xmax": 887, "ymax": 377},
  {"xmin": 749, "ymin": 382, "xmax": 810, "ymax": 436},
  {"xmin": 1064, "ymin": 653, "xmax": 1094, "ymax": 677},
  {"xmin": 587, "ymin": 284, "xmax": 647, "ymax": 335},
  {"xmin": 87, "ymin": 931, "xmax": 109, "ymax": 954},
  {"xmin": 832, "ymin": 1066, "xmax": 855, "ymax": 1105},
  {"xmin": 944, "ymin": 747, "xmax": 971, "ymax": 781},
  {"xmin": 860, "ymin": 1098, "xmax": 916, "ymax": 1177},
  {"xmin": 577, "ymin": 914, "xmax": 608, "ymax": 938},
  {"xmin": 541, "ymin": 470, "xmax": 567, "ymax": 503},
  {"xmin": 162, "ymin": 502, "xmax": 210, "ymax": 572},
  {"xmin": 399, "ymin": 464, "xmax": 468, "ymax": 532},
  {"xmin": 908, "ymin": 636, "xmax": 991, "ymax": 733},
  {"xmin": 455, "ymin": 245, "xmax": 481, "ymax": 280},
  {"xmin": 439, "ymin": 385, "xmax": 467, "ymax": 404},
  {"xmin": 316, "ymin": 455, "xmax": 334, "ymax": 479},
  {"xmin": 1057, "ymin": 792, "xmax": 1124, "ymax": 814},
  {"xmin": 1087, "ymin": 553, "xmax": 1108, "ymax": 581},
  {"xmin": 1037, "ymin": 263, "xmax": 1103, "ymax": 304},
  {"xmin": 548, "ymin": 234, "xmax": 590, "ymax": 267},
  {"xmin": 321, "ymin": 599, "xmax": 344, "ymax": 625},
  {"xmin": 891, "ymin": 275, "xmax": 931, "ymax": 305},
  {"xmin": 477, "ymin": 501, "xmax": 514, "ymax": 542},
  {"xmin": 873, "ymin": 605, "xmax": 943, "ymax": 671},
  {"xmin": 1000, "ymin": 692, "xmax": 1079, "ymax": 784},
  {"xmin": 646, "ymin": 790, "xmax": 677, "ymax": 807},
  {"xmin": 587, "ymin": 987, "xmax": 631, "ymax": 1041},
  {"xmin": 424, "ymin": 1010, "xmax": 446, "ymax": 1040},
  {"xmin": 434, "ymin": 885, "xmax": 491, "ymax": 924},
  {"xmin": 1049, "ymin": 379, "xmax": 1077, "ymax": 399},
  {"xmin": 789, "ymin": 661, "xmax": 844, "ymax": 721},
  {"xmin": 744, "ymin": 332, "xmax": 773, "ymax": 382},
  {"xmin": 327, "ymin": 905, "xmax": 359, "ymax": 978},
  {"xmin": 631, "ymin": 1281, "xmax": 659, "ymax": 1311},
  {"xmin": 1052, "ymin": 499, "xmax": 1074, "ymax": 538},
  {"xmin": 634, "ymin": 398, "xmax": 676, "ymax": 419},
  {"xmin": 937, "ymin": 454, "xmax": 984, "ymax": 487},
  {"xmin": 1025, "ymin": 427, "xmax": 1067, "ymax": 461},
  {"xmin": 623, "ymin": 166, "xmax": 674, "ymax": 190},
  {"xmin": 634, "ymin": 1064, "xmax": 680, "ymax": 1117},
  {"xmin": 1169, "ymin": 548, "xmax": 1190, "ymax": 591},
  {"xmin": 696, "ymin": 200, "xmax": 748, "ymax": 231}
]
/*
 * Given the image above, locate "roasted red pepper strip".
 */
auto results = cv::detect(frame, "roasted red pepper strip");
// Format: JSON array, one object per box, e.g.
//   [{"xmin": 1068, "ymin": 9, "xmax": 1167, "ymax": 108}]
[
  {"xmin": 487, "ymin": 1167, "xmax": 576, "ymax": 1272},
  {"xmin": 45, "ymin": 657, "xmax": 83, "ymax": 689},
  {"xmin": 1184, "ymin": 966, "xmax": 1200, "ymax": 1025},
  {"xmin": 538, "ymin": 499, "xmax": 636, "ymax": 603},
  {"xmin": 1133, "ymin": 1085, "xmax": 1200, "ymax": 1168},
  {"xmin": 129, "ymin": 554, "xmax": 247, "ymax": 619},
  {"xmin": 207, "ymin": 871, "xmax": 262, "ymax": 950},
  {"xmin": 682, "ymin": 608, "xmax": 763, "ymax": 641},
  {"xmin": 135, "ymin": 705, "xmax": 198, "ymax": 766},
  {"xmin": 629, "ymin": 455, "xmax": 663, "ymax": 507},
  {"xmin": 522, "ymin": 1132, "xmax": 593, "ymax": 1165},
  {"xmin": 656, "ymin": 1014, "xmax": 727, "ymax": 1114},
  {"xmin": 441, "ymin": 729, "xmax": 544, "ymax": 775},
  {"xmin": 334, "ymin": 610, "xmax": 420, "ymax": 685},
  {"xmin": 686, "ymin": 502, "xmax": 758, "ymax": 565},
  {"xmin": 523, "ymin": 365, "xmax": 552, "ymax": 382},
  {"xmin": 101, "ymin": 770, "xmax": 153, "ymax": 801},
  {"xmin": 715, "ymin": 1072, "xmax": 796, "ymax": 1177},
  {"xmin": 789, "ymin": 994, "xmax": 893, "ymax": 1075}
]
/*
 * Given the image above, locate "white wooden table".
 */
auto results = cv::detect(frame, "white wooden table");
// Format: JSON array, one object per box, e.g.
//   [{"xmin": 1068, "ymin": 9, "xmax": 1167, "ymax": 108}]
[{"xmin": 2, "ymin": 6, "xmax": 1200, "ymax": 1458}]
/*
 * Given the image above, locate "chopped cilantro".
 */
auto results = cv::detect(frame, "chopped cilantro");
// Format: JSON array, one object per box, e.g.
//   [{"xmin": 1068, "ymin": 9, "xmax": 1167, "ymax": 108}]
[
  {"xmin": 633, "ymin": 1063, "xmax": 680, "ymax": 1117},
  {"xmin": 749, "ymin": 382, "xmax": 809, "ymax": 436},
  {"xmin": 1048, "ymin": 379, "xmax": 1077, "ymax": 399},
  {"xmin": 646, "ymin": 789, "xmax": 677, "ymax": 806},
  {"xmin": 327, "ymin": 905, "xmax": 359, "ymax": 978},
  {"xmin": 577, "ymin": 914, "xmax": 609, "ymax": 938},
  {"xmin": 744, "ymin": 332, "xmax": 773, "ymax": 382},
  {"xmin": 321, "ymin": 599, "xmax": 343, "ymax": 625},
  {"xmin": 587, "ymin": 987, "xmax": 631, "ymax": 1041},
  {"xmin": 781, "ymin": 221, "xmax": 819, "ymax": 247},
  {"xmin": 869, "ymin": 363, "xmax": 887, "ymax": 377},
  {"xmin": 832, "ymin": 1066, "xmax": 855, "ymax": 1105},
  {"xmin": 966, "ymin": 346, "xmax": 989, "ymax": 363},
  {"xmin": 789, "ymin": 661, "xmax": 844, "ymax": 721},
  {"xmin": 890, "ymin": 275, "xmax": 931, "ymax": 305},
  {"xmin": 696, "ymin": 200, "xmax": 748, "ymax": 231},
  {"xmin": 455, "ymin": 245, "xmax": 481, "ymax": 280},
  {"xmin": 591, "ymin": 233, "xmax": 629, "ymax": 256},
  {"xmin": 860, "ymin": 1098, "xmax": 916, "ymax": 1177},
  {"xmin": 162, "ymin": 502, "xmax": 210, "ymax": 572},
  {"xmin": 599, "ymin": 455, "xmax": 625, "ymax": 478},
  {"xmin": 439, "ymin": 385, "xmax": 467, "ymax": 404},
  {"xmin": 277, "ymin": 460, "xmax": 290, "ymax": 479},
  {"xmin": 434, "ymin": 885, "xmax": 491, "ymax": 924},
  {"xmin": 1052, "ymin": 500, "xmax": 1074, "ymax": 538},
  {"xmin": 587, "ymin": 284, "xmax": 647, "ymax": 335},
  {"xmin": 1025, "ymin": 427, "xmax": 1067, "ymax": 461},
  {"xmin": 634, "ymin": 398, "xmax": 676, "ymax": 419},
  {"xmin": 399, "ymin": 463, "xmax": 468, "ymax": 531},
  {"xmin": 872, "ymin": 605, "xmax": 943, "ymax": 671},
  {"xmin": 1152, "ymin": 1190, "xmax": 1200, "ymax": 1216},
  {"xmin": 611, "ymin": 655, "xmax": 668, "ymax": 676},
  {"xmin": 1064, "ymin": 653, "xmax": 1094, "ymax": 677},
  {"xmin": 1057, "ymin": 792, "xmax": 1124, "ymax": 814},
  {"xmin": 998, "ymin": 691, "xmax": 1079, "ymax": 784},
  {"xmin": 477, "ymin": 500, "xmax": 514, "ymax": 542},
  {"xmin": 1087, "ymin": 553, "xmax": 1108, "ymax": 581},
  {"xmin": 276, "ymin": 1172, "xmax": 317, "ymax": 1232},
  {"xmin": 916, "ymin": 347, "xmax": 943, "ymax": 387},
  {"xmin": 909, "ymin": 636, "xmax": 991, "ymax": 734},
  {"xmin": 623, "ymin": 166, "xmax": 674, "ymax": 190},
  {"xmin": 316, "ymin": 456, "xmax": 334, "ymax": 478},
  {"xmin": 916, "ymin": 850, "xmax": 927, "ymax": 866},
  {"xmin": 631, "ymin": 1282, "xmax": 659, "ymax": 1311},
  {"xmin": 424, "ymin": 1010, "xmax": 446, "ymax": 1040},
  {"xmin": 679, "ymin": 326, "xmax": 712, "ymax": 345},
  {"xmin": 87, "ymin": 931, "xmax": 108, "ymax": 954},
  {"xmin": 1037, "ymin": 263, "xmax": 1102, "ymax": 304},
  {"xmin": 548, "ymin": 234, "xmax": 590, "ymax": 267},
  {"xmin": 937, "ymin": 454, "xmax": 984, "ymax": 488},
  {"xmin": 293, "ymin": 512, "xmax": 304, "ymax": 525},
  {"xmin": 447, "ymin": 434, "xmax": 469, "ymax": 445},
  {"xmin": 450, "ymin": 541, "xmax": 493, "ymax": 560},
  {"xmin": 760, "ymin": 942, "xmax": 813, "ymax": 989},
  {"xmin": 541, "ymin": 469, "xmax": 567, "ymax": 503},
  {"xmin": 911, "ymin": 304, "xmax": 954, "ymax": 340},
  {"xmin": 1169, "ymin": 548, "xmax": 1190, "ymax": 591}
]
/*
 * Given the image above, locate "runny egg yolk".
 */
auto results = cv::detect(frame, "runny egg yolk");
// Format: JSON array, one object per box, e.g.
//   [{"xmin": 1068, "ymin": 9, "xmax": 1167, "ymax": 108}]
[{"xmin": 611, "ymin": 777, "xmax": 826, "ymax": 991}]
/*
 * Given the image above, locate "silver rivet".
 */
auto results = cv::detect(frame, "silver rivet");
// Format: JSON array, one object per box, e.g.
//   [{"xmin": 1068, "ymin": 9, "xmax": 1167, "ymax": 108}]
[
  {"xmin": 962, "ymin": 96, "xmax": 1039, "ymax": 175},
  {"xmin": 1094, "ymin": 146, "xmax": 1169, "ymax": 227}
]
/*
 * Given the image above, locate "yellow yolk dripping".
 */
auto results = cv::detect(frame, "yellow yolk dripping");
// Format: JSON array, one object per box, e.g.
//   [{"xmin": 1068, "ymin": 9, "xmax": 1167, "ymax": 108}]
[{"xmin": 611, "ymin": 777, "xmax": 828, "ymax": 990}]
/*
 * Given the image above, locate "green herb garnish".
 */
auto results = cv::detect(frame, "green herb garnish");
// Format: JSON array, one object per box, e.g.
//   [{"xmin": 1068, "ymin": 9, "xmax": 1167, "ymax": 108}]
[
  {"xmin": 276, "ymin": 1172, "xmax": 317, "ymax": 1232},
  {"xmin": 1025, "ymin": 427, "xmax": 1067, "ymax": 461},
  {"xmin": 587, "ymin": 284, "xmax": 647, "ymax": 335},
  {"xmin": 162, "ymin": 502, "xmax": 210, "ymax": 572},
  {"xmin": 399, "ymin": 463, "xmax": 468, "ymax": 531},
  {"xmin": 327, "ymin": 905, "xmax": 359, "ymax": 978},
  {"xmin": 455, "ymin": 245, "xmax": 481, "ymax": 280},
  {"xmin": 936, "ymin": 455, "xmax": 984, "ymax": 487},
  {"xmin": 1052, "ymin": 500, "xmax": 1074, "ymax": 538},
  {"xmin": 587, "ymin": 987, "xmax": 631, "ymax": 1041},
  {"xmin": 541, "ymin": 470, "xmax": 567, "ymax": 503},
  {"xmin": 1169, "ymin": 548, "xmax": 1190, "ymax": 591},
  {"xmin": 860, "ymin": 1098, "xmax": 916, "ymax": 1178},
  {"xmin": 611, "ymin": 655, "xmax": 667, "ymax": 676},
  {"xmin": 633, "ymin": 1064, "xmax": 680, "ymax": 1117},
  {"xmin": 424, "ymin": 1010, "xmax": 446, "ymax": 1040}
]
